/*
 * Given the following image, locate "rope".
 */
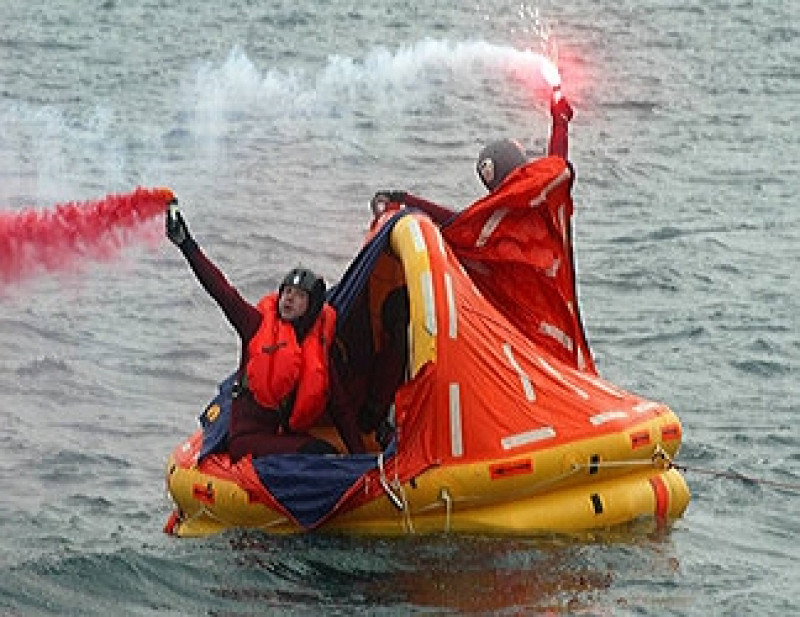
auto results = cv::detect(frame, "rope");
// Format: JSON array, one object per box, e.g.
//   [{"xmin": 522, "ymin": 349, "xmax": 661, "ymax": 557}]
[
  {"xmin": 397, "ymin": 479, "xmax": 414, "ymax": 534},
  {"xmin": 439, "ymin": 488, "xmax": 453, "ymax": 533},
  {"xmin": 670, "ymin": 463, "xmax": 800, "ymax": 492},
  {"xmin": 377, "ymin": 452, "xmax": 405, "ymax": 510},
  {"xmin": 570, "ymin": 446, "xmax": 800, "ymax": 493}
]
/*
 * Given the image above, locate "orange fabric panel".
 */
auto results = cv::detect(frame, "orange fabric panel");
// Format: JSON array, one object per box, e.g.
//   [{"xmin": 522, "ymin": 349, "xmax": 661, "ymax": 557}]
[
  {"xmin": 442, "ymin": 156, "xmax": 595, "ymax": 374},
  {"xmin": 390, "ymin": 211, "xmax": 658, "ymax": 467}
]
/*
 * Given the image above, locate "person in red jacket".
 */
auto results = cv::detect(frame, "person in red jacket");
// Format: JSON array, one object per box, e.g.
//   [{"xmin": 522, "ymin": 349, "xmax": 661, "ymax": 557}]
[
  {"xmin": 352, "ymin": 87, "xmax": 577, "ymax": 444},
  {"xmin": 166, "ymin": 205, "xmax": 337, "ymax": 461},
  {"xmin": 369, "ymin": 86, "xmax": 574, "ymax": 224}
]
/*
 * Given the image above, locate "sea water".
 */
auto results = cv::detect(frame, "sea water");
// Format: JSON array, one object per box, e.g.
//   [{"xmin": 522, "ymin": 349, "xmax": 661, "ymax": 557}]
[{"xmin": 1, "ymin": 0, "xmax": 798, "ymax": 614}]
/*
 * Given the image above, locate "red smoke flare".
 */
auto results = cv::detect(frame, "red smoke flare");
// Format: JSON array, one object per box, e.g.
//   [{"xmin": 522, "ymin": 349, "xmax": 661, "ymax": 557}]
[{"xmin": 0, "ymin": 186, "xmax": 174, "ymax": 285}]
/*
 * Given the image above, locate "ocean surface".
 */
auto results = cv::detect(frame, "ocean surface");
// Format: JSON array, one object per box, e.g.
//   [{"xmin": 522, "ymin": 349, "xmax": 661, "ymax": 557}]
[{"xmin": 1, "ymin": 0, "xmax": 798, "ymax": 614}]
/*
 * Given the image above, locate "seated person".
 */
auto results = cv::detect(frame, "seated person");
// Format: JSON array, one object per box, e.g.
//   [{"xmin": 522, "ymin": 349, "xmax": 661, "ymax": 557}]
[
  {"xmin": 327, "ymin": 283, "xmax": 410, "ymax": 454},
  {"xmin": 166, "ymin": 205, "xmax": 338, "ymax": 460},
  {"xmin": 357, "ymin": 286, "xmax": 409, "ymax": 447}
]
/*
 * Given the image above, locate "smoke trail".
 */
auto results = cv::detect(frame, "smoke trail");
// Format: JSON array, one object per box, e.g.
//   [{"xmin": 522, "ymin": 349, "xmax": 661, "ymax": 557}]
[{"xmin": 0, "ymin": 187, "xmax": 174, "ymax": 285}]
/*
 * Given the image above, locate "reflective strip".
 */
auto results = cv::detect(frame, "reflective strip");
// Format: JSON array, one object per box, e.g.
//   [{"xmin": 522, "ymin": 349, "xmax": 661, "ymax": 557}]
[
  {"xmin": 444, "ymin": 273, "xmax": 457, "ymax": 339},
  {"xmin": 433, "ymin": 225, "xmax": 447, "ymax": 256},
  {"xmin": 420, "ymin": 271, "xmax": 437, "ymax": 335},
  {"xmin": 579, "ymin": 373, "xmax": 625, "ymax": 398},
  {"xmin": 449, "ymin": 383, "xmax": 463, "ymax": 457},
  {"xmin": 538, "ymin": 357, "xmax": 589, "ymax": 400},
  {"xmin": 540, "ymin": 321, "xmax": 574, "ymax": 352},
  {"xmin": 409, "ymin": 218, "xmax": 426, "ymax": 252},
  {"xmin": 501, "ymin": 427, "xmax": 556, "ymax": 450},
  {"xmin": 476, "ymin": 208, "xmax": 509, "ymax": 248},
  {"xmin": 577, "ymin": 347, "xmax": 587, "ymax": 371},
  {"xmin": 503, "ymin": 343, "xmax": 535, "ymax": 401},
  {"xmin": 589, "ymin": 410, "xmax": 629, "ymax": 426},
  {"xmin": 529, "ymin": 167, "xmax": 571, "ymax": 208},
  {"xmin": 544, "ymin": 256, "xmax": 561, "ymax": 278},
  {"xmin": 633, "ymin": 401, "xmax": 661, "ymax": 414}
]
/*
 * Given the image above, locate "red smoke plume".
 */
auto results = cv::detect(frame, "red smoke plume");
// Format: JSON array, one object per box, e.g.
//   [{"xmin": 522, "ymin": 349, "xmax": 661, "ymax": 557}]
[{"xmin": 0, "ymin": 187, "xmax": 174, "ymax": 285}]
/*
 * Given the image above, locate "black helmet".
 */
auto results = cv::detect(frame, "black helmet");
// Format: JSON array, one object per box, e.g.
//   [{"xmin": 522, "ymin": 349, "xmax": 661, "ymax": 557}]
[
  {"xmin": 476, "ymin": 139, "xmax": 527, "ymax": 191},
  {"xmin": 279, "ymin": 267, "xmax": 326, "ymax": 342},
  {"xmin": 280, "ymin": 267, "xmax": 325, "ymax": 298}
]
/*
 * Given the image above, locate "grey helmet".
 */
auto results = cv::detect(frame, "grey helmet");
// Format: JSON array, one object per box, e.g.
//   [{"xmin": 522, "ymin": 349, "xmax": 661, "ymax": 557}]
[
  {"xmin": 476, "ymin": 139, "xmax": 528, "ymax": 191},
  {"xmin": 278, "ymin": 267, "xmax": 327, "ymax": 342},
  {"xmin": 280, "ymin": 267, "xmax": 324, "ymax": 298}
]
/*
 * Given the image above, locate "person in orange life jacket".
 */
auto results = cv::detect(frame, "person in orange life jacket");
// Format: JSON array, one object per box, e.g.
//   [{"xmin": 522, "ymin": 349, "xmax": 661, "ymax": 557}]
[
  {"xmin": 165, "ymin": 205, "xmax": 337, "ymax": 461},
  {"xmin": 369, "ymin": 86, "xmax": 574, "ymax": 223}
]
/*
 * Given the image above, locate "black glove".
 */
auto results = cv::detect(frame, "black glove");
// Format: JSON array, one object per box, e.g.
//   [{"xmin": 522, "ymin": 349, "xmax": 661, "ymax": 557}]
[
  {"xmin": 370, "ymin": 190, "xmax": 407, "ymax": 217},
  {"xmin": 165, "ymin": 201, "xmax": 191, "ymax": 247},
  {"xmin": 551, "ymin": 88, "xmax": 574, "ymax": 124}
]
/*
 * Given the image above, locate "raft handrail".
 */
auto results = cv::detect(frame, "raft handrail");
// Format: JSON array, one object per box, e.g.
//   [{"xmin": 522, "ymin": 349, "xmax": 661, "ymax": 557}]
[
  {"xmin": 570, "ymin": 446, "xmax": 800, "ymax": 493},
  {"xmin": 415, "ymin": 461, "xmax": 588, "ymax": 515}
]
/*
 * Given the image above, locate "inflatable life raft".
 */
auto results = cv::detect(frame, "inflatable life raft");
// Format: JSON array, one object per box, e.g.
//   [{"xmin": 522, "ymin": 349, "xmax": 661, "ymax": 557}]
[{"xmin": 164, "ymin": 156, "xmax": 690, "ymax": 537}]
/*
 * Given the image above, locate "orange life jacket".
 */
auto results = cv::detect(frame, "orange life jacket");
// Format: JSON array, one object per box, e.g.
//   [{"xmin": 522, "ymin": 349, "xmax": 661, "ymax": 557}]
[{"xmin": 245, "ymin": 294, "xmax": 337, "ymax": 432}]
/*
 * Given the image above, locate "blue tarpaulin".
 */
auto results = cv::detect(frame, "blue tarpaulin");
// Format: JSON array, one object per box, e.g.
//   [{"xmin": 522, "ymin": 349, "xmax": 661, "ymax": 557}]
[
  {"xmin": 196, "ymin": 211, "xmax": 407, "ymax": 527},
  {"xmin": 252, "ymin": 453, "xmax": 380, "ymax": 528}
]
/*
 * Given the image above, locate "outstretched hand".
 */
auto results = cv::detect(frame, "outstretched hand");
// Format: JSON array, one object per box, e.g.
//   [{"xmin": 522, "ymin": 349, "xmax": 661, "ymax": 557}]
[
  {"xmin": 165, "ymin": 201, "xmax": 191, "ymax": 247},
  {"xmin": 551, "ymin": 89, "xmax": 574, "ymax": 124},
  {"xmin": 370, "ymin": 191, "xmax": 406, "ymax": 217}
]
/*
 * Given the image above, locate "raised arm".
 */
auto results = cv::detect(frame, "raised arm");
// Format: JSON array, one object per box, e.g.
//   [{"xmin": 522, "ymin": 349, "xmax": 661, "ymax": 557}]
[
  {"xmin": 548, "ymin": 87, "xmax": 574, "ymax": 160},
  {"xmin": 166, "ymin": 205, "xmax": 262, "ymax": 341}
]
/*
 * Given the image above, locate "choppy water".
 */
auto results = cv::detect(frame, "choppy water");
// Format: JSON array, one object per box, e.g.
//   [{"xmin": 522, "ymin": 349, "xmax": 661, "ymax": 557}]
[{"xmin": 1, "ymin": 0, "xmax": 798, "ymax": 615}]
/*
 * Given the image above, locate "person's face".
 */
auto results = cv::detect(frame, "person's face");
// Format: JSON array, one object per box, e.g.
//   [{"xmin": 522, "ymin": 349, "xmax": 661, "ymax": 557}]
[{"xmin": 278, "ymin": 285, "xmax": 309, "ymax": 321}]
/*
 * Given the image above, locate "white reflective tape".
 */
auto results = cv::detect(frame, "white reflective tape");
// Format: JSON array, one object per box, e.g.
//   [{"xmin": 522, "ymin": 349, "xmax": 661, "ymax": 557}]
[
  {"xmin": 538, "ymin": 357, "xmax": 589, "ymax": 399},
  {"xmin": 579, "ymin": 373, "xmax": 626, "ymax": 398},
  {"xmin": 529, "ymin": 167, "xmax": 571, "ymax": 208},
  {"xmin": 503, "ymin": 343, "xmax": 536, "ymax": 401},
  {"xmin": 590, "ymin": 410, "xmax": 629, "ymax": 426},
  {"xmin": 420, "ymin": 271, "xmax": 437, "ymax": 335},
  {"xmin": 501, "ymin": 426, "xmax": 556, "ymax": 450},
  {"xmin": 444, "ymin": 273, "xmax": 457, "ymax": 339},
  {"xmin": 409, "ymin": 218, "xmax": 426, "ymax": 252},
  {"xmin": 540, "ymin": 321, "xmax": 574, "ymax": 352},
  {"xmin": 633, "ymin": 401, "xmax": 661, "ymax": 414},
  {"xmin": 449, "ymin": 383, "xmax": 463, "ymax": 457},
  {"xmin": 545, "ymin": 256, "xmax": 561, "ymax": 278},
  {"xmin": 577, "ymin": 347, "xmax": 586, "ymax": 371},
  {"xmin": 476, "ymin": 208, "xmax": 509, "ymax": 248},
  {"xmin": 434, "ymin": 226, "xmax": 446, "ymax": 257}
]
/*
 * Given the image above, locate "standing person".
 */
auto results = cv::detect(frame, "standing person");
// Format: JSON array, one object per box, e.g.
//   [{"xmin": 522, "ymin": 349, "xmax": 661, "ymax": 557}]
[
  {"xmin": 369, "ymin": 86, "xmax": 574, "ymax": 223},
  {"xmin": 364, "ymin": 84, "xmax": 594, "ymax": 374},
  {"xmin": 166, "ymin": 205, "xmax": 338, "ymax": 461}
]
